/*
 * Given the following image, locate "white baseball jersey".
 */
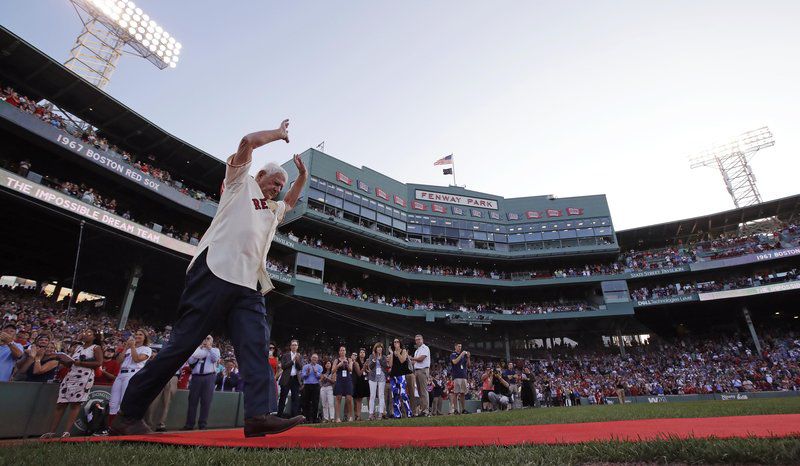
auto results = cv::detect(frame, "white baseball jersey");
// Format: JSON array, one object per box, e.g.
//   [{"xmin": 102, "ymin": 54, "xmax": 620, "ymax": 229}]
[
  {"xmin": 121, "ymin": 345, "xmax": 153, "ymax": 371},
  {"xmin": 188, "ymin": 155, "xmax": 286, "ymax": 294}
]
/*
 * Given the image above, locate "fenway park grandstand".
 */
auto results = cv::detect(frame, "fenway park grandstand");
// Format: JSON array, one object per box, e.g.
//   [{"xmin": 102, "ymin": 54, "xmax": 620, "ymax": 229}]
[{"xmin": 0, "ymin": 23, "xmax": 799, "ymax": 458}]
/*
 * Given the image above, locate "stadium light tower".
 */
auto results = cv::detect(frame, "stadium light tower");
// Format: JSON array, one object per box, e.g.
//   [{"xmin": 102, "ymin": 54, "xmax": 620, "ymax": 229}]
[
  {"xmin": 688, "ymin": 127, "xmax": 775, "ymax": 208},
  {"xmin": 64, "ymin": 0, "xmax": 182, "ymax": 89}
]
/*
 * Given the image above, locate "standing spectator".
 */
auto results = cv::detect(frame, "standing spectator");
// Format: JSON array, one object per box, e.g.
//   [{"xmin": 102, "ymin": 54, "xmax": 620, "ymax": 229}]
[
  {"xmin": 300, "ymin": 353, "xmax": 322, "ymax": 423},
  {"xmin": 431, "ymin": 374, "xmax": 445, "ymax": 416},
  {"xmin": 20, "ymin": 339, "xmax": 59, "ymax": 382},
  {"xmin": 615, "ymin": 377, "xmax": 627, "ymax": 405},
  {"xmin": 278, "ymin": 339, "xmax": 302, "ymax": 418},
  {"xmin": 481, "ymin": 367, "xmax": 495, "ymax": 411},
  {"xmin": 184, "ymin": 335, "xmax": 220, "ymax": 430},
  {"xmin": 332, "ymin": 345, "xmax": 354, "ymax": 422},
  {"xmin": 387, "ymin": 338, "xmax": 412, "ymax": 419},
  {"xmin": 449, "ymin": 343, "xmax": 470, "ymax": 414},
  {"xmin": 352, "ymin": 348, "xmax": 370, "ymax": 421},
  {"xmin": 446, "ymin": 377, "xmax": 456, "ymax": 414},
  {"xmin": 366, "ymin": 343, "xmax": 388, "ymax": 420},
  {"xmin": 503, "ymin": 362, "xmax": 518, "ymax": 409},
  {"xmin": 13, "ymin": 334, "xmax": 50, "ymax": 381},
  {"xmin": 94, "ymin": 346, "xmax": 120, "ymax": 386},
  {"xmin": 177, "ymin": 363, "xmax": 192, "ymax": 389},
  {"xmin": 41, "ymin": 328, "xmax": 103, "ymax": 438},
  {"xmin": 319, "ymin": 360, "xmax": 336, "ymax": 423},
  {"xmin": 215, "ymin": 360, "xmax": 241, "ymax": 392},
  {"xmin": 0, "ymin": 323, "xmax": 24, "ymax": 381},
  {"xmin": 411, "ymin": 334, "xmax": 430, "ymax": 417},
  {"xmin": 110, "ymin": 330, "xmax": 152, "ymax": 419},
  {"xmin": 520, "ymin": 367, "xmax": 535, "ymax": 407},
  {"xmin": 268, "ymin": 342, "xmax": 281, "ymax": 400},
  {"xmin": 145, "ymin": 364, "xmax": 181, "ymax": 432}
]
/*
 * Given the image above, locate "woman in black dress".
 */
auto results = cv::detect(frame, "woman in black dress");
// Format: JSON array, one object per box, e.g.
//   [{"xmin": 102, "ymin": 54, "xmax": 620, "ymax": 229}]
[
  {"xmin": 520, "ymin": 366, "xmax": 535, "ymax": 407},
  {"xmin": 332, "ymin": 345, "xmax": 354, "ymax": 422},
  {"xmin": 352, "ymin": 348, "xmax": 370, "ymax": 421}
]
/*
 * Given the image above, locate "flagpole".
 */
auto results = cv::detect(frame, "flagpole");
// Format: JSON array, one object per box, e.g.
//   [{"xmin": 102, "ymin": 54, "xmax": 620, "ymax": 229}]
[{"xmin": 451, "ymin": 154, "xmax": 457, "ymax": 186}]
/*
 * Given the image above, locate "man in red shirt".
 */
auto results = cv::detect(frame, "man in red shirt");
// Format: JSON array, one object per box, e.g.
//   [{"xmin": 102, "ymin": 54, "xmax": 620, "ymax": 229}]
[{"xmin": 95, "ymin": 347, "xmax": 120, "ymax": 386}]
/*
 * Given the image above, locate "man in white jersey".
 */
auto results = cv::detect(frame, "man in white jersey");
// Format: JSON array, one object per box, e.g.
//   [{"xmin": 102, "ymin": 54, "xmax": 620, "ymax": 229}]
[{"xmin": 113, "ymin": 120, "xmax": 307, "ymax": 437}]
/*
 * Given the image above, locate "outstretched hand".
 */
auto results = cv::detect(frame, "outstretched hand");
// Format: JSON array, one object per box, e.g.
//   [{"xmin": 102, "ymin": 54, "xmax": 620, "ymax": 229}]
[
  {"xmin": 293, "ymin": 154, "xmax": 306, "ymax": 176},
  {"xmin": 278, "ymin": 119, "xmax": 290, "ymax": 143}
]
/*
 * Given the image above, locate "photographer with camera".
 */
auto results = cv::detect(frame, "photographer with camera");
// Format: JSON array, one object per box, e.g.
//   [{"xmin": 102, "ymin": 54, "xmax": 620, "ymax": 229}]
[
  {"xmin": 110, "ymin": 330, "xmax": 152, "ymax": 421},
  {"xmin": 488, "ymin": 363, "xmax": 511, "ymax": 411},
  {"xmin": 184, "ymin": 335, "xmax": 219, "ymax": 430}
]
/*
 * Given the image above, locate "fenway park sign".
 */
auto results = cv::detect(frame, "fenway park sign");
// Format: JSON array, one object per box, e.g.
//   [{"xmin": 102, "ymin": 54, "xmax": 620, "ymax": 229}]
[{"xmin": 415, "ymin": 190, "xmax": 498, "ymax": 210}]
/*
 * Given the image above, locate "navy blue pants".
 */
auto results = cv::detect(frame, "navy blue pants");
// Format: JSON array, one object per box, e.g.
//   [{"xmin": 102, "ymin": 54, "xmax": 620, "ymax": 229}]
[
  {"xmin": 120, "ymin": 250, "xmax": 277, "ymax": 419},
  {"xmin": 278, "ymin": 377, "xmax": 301, "ymax": 418},
  {"xmin": 185, "ymin": 373, "xmax": 215, "ymax": 428}
]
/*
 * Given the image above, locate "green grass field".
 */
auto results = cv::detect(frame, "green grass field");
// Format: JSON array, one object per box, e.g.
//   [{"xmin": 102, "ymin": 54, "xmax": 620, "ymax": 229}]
[{"xmin": 3, "ymin": 397, "xmax": 799, "ymax": 465}]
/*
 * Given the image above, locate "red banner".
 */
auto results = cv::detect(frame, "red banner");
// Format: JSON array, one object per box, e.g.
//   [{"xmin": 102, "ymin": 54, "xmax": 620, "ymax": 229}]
[
  {"xmin": 546, "ymin": 209, "xmax": 562, "ymax": 217},
  {"xmin": 335, "ymin": 171, "xmax": 352, "ymax": 185},
  {"xmin": 471, "ymin": 209, "xmax": 483, "ymax": 218},
  {"xmin": 431, "ymin": 203, "xmax": 446, "ymax": 213},
  {"xmin": 526, "ymin": 210, "xmax": 542, "ymax": 219},
  {"xmin": 411, "ymin": 200, "xmax": 427, "ymax": 210},
  {"xmin": 393, "ymin": 195, "xmax": 406, "ymax": 207},
  {"xmin": 566, "ymin": 207, "xmax": 584, "ymax": 216},
  {"xmin": 375, "ymin": 187, "xmax": 389, "ymax": 201}
]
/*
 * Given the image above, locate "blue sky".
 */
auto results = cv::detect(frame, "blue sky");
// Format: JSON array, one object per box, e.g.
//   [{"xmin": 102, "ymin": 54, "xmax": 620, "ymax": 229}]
[{"xmin": 4, "ymin": 1, "xmax": 800, "ymax": 229}]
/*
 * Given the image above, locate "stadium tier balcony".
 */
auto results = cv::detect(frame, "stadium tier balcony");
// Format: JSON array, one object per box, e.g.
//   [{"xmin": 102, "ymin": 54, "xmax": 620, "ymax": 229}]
[{"xmin": 0, "ymin": 85, "xmax": 221, "ymax": 218}]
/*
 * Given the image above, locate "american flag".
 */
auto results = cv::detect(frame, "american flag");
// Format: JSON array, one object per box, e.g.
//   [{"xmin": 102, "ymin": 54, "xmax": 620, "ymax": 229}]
[{"xmin": 433, "ymin": 154, "xmax": 453, "ymax": 166}]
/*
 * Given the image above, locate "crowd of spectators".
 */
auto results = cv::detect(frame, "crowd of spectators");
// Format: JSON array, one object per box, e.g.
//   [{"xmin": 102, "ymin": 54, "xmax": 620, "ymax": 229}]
[
  {"xmin": 266, "ymin": 258, "xmax": 292, "ymax": 274},
  {"xmin": 630, "ymin": 268, "xmax": 799, "ymax": 301},
  {"xmin": 2, "ymin": 284, "xmax": 799, "ymax": 434},
  {"xmin": 289, "ymin": 232, "xmax": 625, "ymax": 281},
  {"xmin": 45, "ymin": 173, "xmax": 201, "ymax": 245},
  {"xmin": 285, "ymin": 224, "xmax": 799, "ymax": 284},
  {"xmin": 622, "ymin": 225, "xmax": 800, "ymax": 271},
  {"xmin": 1, "ymin": 85, "xmax": 216, "ymax": 204},
  {"xmin": 0, "ymin": 153, "xmax": 203, "ymax": 246},
  {"xmin": 322, "ymin": 281, "xmax": 595, "ymax": 315}
]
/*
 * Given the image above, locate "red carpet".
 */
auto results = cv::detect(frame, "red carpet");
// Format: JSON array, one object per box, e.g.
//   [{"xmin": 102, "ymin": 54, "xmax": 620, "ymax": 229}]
[{"xmin": 71, "ymin": 414, "xmax": 800, "ymax": 449}]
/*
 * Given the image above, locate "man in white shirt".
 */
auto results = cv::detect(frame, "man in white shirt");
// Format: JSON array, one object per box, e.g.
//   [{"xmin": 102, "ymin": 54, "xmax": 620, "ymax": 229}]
[
  {"xmin": 114, "ymin": 120, "xmax": 307, "ymax": 437},
  {"xmin": 184, "ymin": 335, "xmax": 221, "ymax": 430},
  {"xmin": 411, "ymin": 334, "xmax": 431, "ymax": 416}
]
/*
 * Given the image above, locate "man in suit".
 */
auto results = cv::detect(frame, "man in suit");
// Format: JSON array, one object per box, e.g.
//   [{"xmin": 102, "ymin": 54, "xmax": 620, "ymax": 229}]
[
  {"xmin": 277, "ymin": 339, "xmax": 302, "ymax": 418},
  {"xmin": 215, "ymin": 360, "xmax": 241, "ymax": 392}
]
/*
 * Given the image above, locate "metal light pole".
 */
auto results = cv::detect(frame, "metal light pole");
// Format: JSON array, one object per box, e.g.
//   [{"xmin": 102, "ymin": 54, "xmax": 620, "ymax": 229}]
[
  {"xmin": 689, "ymin": 127, "xmax": 775, "ymax": 208},
  {"xmin": 66, "ymin": 220, "xmax": 86, "ymax": 322}
]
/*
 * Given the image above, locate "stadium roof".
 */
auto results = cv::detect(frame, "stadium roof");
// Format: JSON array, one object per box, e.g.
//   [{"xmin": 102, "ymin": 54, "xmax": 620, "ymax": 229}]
[
  {"xmin": 0, "ymin": 26, "xmax": 224, "ymax": 193},
  {"xmin": 617, "ymin": 193, "xmax": 800, "ymax": 249}
]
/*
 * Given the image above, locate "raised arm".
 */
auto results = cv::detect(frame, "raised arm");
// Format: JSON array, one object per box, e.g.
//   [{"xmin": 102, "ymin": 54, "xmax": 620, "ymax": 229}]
[
  {"xmin": 282, "ymin": 154, "xmax": 307, "ymax": 211},
  {"xmin": 229, "ymin": 120, "xmax": 290, "ymax": 167}
]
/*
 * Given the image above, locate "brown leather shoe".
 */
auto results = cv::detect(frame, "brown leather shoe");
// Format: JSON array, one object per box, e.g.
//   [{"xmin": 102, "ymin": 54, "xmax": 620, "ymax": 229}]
[
  {"xmin": 110, "ymin": 415, "xmax": 154, "ymax": 436},
  {"xmin": 244, "ymin": 414, "xmax": 304, "ymax": 438}
]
